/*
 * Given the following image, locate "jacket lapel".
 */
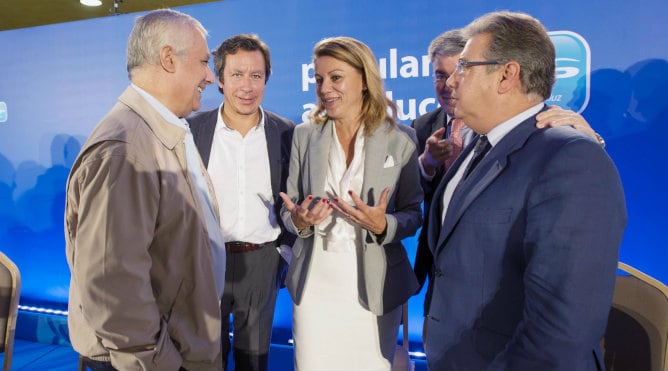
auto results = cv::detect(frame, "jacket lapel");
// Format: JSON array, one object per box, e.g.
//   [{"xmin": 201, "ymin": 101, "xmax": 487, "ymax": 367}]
[
  {"xmin": 436, "ymin": 150, "xmax": 504, "ymax": 249},
  {"xmin": 432, "ymin": 113, "xmax": 544, "ymax": 255},
  {"xmin": 264, "ymin": 115, "xmax": 281, "ymax": 198},
  {"xmin": 427, "ymin": 139, "xmax": 475, "ymax": 253},
  {"xmin": 432, "ymin": 108, "xmax": 447, "ymax": 135},
  {"xmin": 361, "ymin": 122, "xmax": 389, "ymax": 204},
  {"xmin": 186, "ymin": 108, "xmax": 218, "ymax": 168},
  {"xmin": 308, "ymin": 121, "xmax": 332, "ymax": 196},
  {"xmin": 119, "ymin": 87, "xmax": 206, "ymax": 216}
]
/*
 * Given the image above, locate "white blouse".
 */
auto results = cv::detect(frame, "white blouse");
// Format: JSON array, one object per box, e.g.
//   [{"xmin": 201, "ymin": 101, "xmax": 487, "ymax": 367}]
[{"xmin": 317, "ymin": 123, "xmax": 366, "ymax": 252}]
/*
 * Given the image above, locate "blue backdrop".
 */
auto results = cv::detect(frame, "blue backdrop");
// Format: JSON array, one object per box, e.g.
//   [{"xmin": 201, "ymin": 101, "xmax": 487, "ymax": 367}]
[{"xmin": 1, "ymin": 0, "xmax": 666, "ymax": 348}]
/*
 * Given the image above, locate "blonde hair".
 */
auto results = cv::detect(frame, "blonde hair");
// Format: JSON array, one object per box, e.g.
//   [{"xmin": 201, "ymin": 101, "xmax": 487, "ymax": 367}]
[{"xmin": 309, "ymin": 36, "xmax": 396, "ymax": 135}]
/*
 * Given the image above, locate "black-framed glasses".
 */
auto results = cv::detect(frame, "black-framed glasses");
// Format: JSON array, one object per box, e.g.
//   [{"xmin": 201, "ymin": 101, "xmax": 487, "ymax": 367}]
[{"xmin": 455, "ymin": 58, "xmax": 500, "ymax": 74}]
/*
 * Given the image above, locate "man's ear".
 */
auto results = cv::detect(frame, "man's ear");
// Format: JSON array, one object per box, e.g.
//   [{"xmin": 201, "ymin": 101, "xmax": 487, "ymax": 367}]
[
  {"xmin": 498, "ymin": 61, "xmax": 520, "ymax": 94},
  {"xmin": 160, "ymin": 45, "xmax": 176, "ymax": 73}
]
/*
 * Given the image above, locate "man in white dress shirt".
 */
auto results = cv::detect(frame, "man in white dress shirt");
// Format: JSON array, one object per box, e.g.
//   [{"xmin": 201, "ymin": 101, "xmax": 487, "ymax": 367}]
[{"xmin": 188, "ymin": 34, "xmax": 295, "ymax": 371}]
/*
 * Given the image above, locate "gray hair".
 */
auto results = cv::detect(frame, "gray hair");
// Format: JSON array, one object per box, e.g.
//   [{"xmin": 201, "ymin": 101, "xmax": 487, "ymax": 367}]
[
  {"xmin": 428, "ymin": 29, "xmax": 466, "ymax": 62},
  {"xmin": 462, "ymin": 11, "xmax": 555, "ymax": 100},
  {"xmin": 126, "ymin": 9, "xmax": 208, "ymax": 79}
]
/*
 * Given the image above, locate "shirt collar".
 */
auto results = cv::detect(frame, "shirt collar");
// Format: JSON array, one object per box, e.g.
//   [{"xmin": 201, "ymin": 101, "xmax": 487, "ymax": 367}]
[
  {"xmin": 486, "ymin": 102, "xmax": 544, "ymax": 146},
  {"xmin": 131, "ymin": 83, "xmax": 188, "ymax": 129},
  {"xmin": 216, "ymin": 102, "xmax": 266, "ymax": 132}
]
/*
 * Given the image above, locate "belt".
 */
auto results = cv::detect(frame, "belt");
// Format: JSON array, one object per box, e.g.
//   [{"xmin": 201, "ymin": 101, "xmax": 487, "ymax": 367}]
[
  {"xmin": 81, "ymin": 357, "xmax": 190, "ymax": 371},
  {"xmin": 225, "ymin": 240, "xmax": 276, "ymax": 253}
]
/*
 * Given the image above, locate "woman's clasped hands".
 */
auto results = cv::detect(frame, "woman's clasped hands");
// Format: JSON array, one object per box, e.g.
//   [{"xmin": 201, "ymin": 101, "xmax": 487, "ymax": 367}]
[{"xmin": 279, "ymin": 188, "xmax": 390, "ymax": 236}]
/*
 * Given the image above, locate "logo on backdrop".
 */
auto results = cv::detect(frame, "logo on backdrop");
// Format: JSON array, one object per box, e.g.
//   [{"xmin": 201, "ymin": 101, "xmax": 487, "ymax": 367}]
[
  {"xmin": 299, "ymin": 31, "xmax": 591, "ymax": 121},
  {"xmin": 549, "ymin": 31, "xmax": 591, "ymax": 113},
  {"xmin": 0, "ymin": 101, "xmax": 7, "ymax": 123}
]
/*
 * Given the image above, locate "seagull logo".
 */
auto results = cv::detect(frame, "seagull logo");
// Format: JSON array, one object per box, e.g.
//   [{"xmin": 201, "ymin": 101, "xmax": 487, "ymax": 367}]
[
  {"xmin": 549, "ymin": 31, "xmax": 591, "ymax": 113},
  {"xmin": 0, "ymin": 102, "xmax": 7, "ymax": 123}
]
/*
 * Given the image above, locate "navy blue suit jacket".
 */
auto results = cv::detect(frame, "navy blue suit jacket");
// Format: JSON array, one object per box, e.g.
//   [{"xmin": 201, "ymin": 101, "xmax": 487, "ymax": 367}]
[
  {"xmin": 410, "ymin": 107, "xmax": 447, "ymax": 313},
  {"xmin": 425, "ymin": 107, "xmax": 627, "ymax": 371}
]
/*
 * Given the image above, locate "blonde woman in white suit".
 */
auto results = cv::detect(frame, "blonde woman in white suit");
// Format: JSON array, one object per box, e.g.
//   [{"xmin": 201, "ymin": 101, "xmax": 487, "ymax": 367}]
[{"xmin": 279, "ymin": 36, "xmax": 423, "ymax": 371}]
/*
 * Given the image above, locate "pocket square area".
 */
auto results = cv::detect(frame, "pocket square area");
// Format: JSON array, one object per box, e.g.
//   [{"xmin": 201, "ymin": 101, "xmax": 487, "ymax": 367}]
[{"xmin": 383, "ymin": 155, "xmax": 395, "ymax": 168}]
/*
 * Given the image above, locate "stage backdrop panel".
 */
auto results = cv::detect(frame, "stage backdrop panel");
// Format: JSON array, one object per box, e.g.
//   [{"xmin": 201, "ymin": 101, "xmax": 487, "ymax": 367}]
[{"xmin": 1, "ymin": 0, "xmax": 666, "ymax": 348}]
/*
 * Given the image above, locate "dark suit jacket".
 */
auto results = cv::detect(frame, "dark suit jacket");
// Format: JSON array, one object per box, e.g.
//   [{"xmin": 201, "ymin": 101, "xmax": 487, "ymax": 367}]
[
  {"xmin": 187, "ymin": 107, "xmax": 296, "ymax": 258},
  {"xmin": 425, "ymin": 107, "xmax": 627, "ymax": 371},
  {"xmin": 410, "ymin": 107, "xmax": 447, "ymax": 313}
]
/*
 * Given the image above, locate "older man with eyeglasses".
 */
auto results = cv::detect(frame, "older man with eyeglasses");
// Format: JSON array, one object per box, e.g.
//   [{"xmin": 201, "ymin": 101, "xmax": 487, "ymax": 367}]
[
  {"xmin": 411, "ymin": 27, "xmax": 605, "ymax": 353},
  {"xmin": 423, "ymin": 11, "xmax": 627, "ymax": 371}
]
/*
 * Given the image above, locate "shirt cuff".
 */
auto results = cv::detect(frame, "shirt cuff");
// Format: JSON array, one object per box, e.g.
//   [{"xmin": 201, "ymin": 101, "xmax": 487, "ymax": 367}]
[{"xmin": 418, "ymin": 157, "xmax": 436, "ymax": 181}]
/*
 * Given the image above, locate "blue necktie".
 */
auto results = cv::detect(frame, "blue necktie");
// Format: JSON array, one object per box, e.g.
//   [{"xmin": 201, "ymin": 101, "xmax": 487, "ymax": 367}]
[{"xmin": 463, "ymin": 135, "xmax": 491, "ymax": 179}]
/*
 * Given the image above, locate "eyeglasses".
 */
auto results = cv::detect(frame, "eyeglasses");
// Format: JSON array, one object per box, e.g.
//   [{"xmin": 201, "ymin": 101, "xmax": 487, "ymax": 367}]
[{"xmin": 455, "ymin": 58, "xmax": 500, "ymax": 74}]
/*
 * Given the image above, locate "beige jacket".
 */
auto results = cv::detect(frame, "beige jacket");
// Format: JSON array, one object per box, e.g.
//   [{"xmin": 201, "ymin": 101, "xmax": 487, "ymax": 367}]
[{"xmin": 65, "ymin": 87, "xmax": 222, "ymax": 371}]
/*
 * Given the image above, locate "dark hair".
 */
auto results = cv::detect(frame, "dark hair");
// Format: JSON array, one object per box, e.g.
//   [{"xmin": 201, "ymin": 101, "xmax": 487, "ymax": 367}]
[
  {"xmin": 212, "ymin": 34, "xmax": 271, "ymax": 94},
  {"xmin": 462, "ymin": 11, "xmax": 555, "ymax": 100}
]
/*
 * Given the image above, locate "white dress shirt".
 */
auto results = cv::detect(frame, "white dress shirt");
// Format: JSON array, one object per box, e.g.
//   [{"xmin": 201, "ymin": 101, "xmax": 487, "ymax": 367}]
[
  {"xmin": 317, "ymin": 122, "xmax": 366, "ymax": 253},
  {"xmin": 441, "ymin": 103, "xmax": 545, "ymax": 223},
  {"xmin": 208, "ymin": 104, "xmax": 281, "ymax": 244}
]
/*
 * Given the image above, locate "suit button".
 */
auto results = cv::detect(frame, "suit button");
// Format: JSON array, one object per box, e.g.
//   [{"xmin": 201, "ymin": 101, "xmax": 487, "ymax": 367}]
[{"xmin": 434, "ymin": 268, "xmax": 444, "ymax": 277}]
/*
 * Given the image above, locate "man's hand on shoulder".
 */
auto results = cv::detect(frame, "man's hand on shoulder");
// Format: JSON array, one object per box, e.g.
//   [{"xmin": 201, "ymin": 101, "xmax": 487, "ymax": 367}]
[{"xmin": 536, "ymin": 105, "xmax": 605, "ymax": 147}]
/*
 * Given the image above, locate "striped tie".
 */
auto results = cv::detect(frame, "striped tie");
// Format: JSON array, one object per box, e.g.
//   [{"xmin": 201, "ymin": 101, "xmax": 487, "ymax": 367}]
[{"xmin": 445, "ymin": 118, "xmax": 465, "ymax": 169}]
